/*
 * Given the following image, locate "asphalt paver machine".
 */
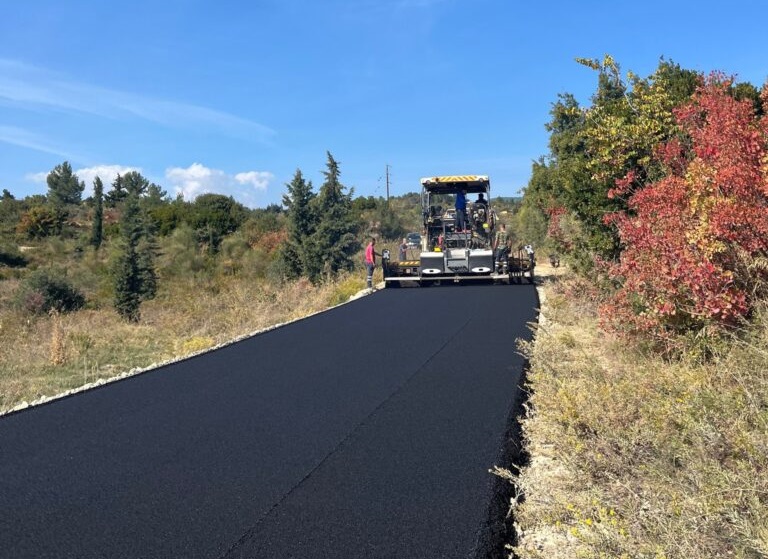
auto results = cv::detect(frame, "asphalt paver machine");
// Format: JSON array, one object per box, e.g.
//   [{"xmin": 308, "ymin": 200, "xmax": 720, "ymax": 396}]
[{"xmin": 382, "ymin": 175, "xmax": 534, "ymax": 286}]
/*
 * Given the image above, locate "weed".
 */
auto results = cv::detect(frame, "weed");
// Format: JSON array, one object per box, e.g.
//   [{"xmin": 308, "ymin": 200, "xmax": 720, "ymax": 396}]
[{"xmin": 512, "ymin": 271, "xmax": 768, "ymax": 559}]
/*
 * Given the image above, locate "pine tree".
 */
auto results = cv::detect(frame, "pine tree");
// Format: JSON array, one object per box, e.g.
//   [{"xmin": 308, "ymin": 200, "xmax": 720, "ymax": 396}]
[
  {"xmin": 122, "ymin": 171, "xmax": 150, "ymax": 197},
  {"xmin": 113, "ymin": 194, "xmax": 157, "ymax": 321},
  {"xmin": 105, "ymin": 174, "xmax": 127, "ymax": 207},
  {"xmin": 46, "ymin": 161, "xmax": 84, "ymax": 207},
  {"xmin": 306, "ymin": 152, "xmax": 360, "ymax": 282},
  {"xmin": 113, "ymin": 194, "xmax": 142, "ymax": 321},
  {"xmin": 90, "ymin": 176, "xmax": 104, "ymax": 249},
  {"xmin": 281, "ymin": 169, "xmax": 316, "ymax": 279}
]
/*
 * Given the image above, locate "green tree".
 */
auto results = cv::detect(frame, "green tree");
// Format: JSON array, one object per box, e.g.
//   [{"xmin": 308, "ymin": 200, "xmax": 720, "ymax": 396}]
[
  {"xmin": 0, "ymin": 189, "xmax": 22, "ymax": 237},
  {"xmin": 46, "ymin": 161, "xmax": 84, "ymax": 207},
  {"xmin": 306, "ymin": 152, "xmax": 359, "ymax": 282},
  {"xmin": 122, "ymin": 170, "xmax": 150, "ymax": 197},
  {"xmin": 142, "ymin": 182, "xmax": 169, "ymax": 209},
  {"xmin": 521, "ymin": 56, "xmax": 701, "ymax": 267},
  {"xmin": 112, "ymin": 194, "xmax": 157, "ymax": 321},
  {"xmin": 376, "ymin": 202, "xmax": 406, "ymax": 240},
  {"xmin": 189, "ymin": 193, "xmax": 249, "ymax": 252},
  {"xmin": 281, "ymin": 169, "xmax": 316, "ymax": 279},
  {"xmin": 90, "ymin": 176, "xmax": 104, "ymax": 249},
  {"xmin": 149, "ymin": 195, "xmax": 188, "ymax": 236},
  {"xmin": 105, "ymin": 174, "xmax": 128, "ymax": 207}
]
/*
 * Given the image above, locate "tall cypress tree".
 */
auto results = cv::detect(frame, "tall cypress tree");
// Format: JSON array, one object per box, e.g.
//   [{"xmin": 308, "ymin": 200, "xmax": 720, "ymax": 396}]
[
  {"xmin": 306, "ymin": 152, "xmax": 359, "ymax": 282},
  {"xmin": 113, "ymin": 194, "xmax": 142, "ymax": 321},
  {"xmin": 90, "ymin": 176, "xmax": 104, "ymax": 249},
  {"xmin": 281, "ymin": 169, "xmax": 316, "ymax": 279},
  {"xmin": 113, "ymin": 194, "xmax": 157, "ymax": 321}
]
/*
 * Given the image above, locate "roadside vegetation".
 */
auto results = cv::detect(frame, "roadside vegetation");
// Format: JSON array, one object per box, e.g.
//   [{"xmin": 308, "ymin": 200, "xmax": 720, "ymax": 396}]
[
  {"xmin": 0, "ymin": 152, "xmax": 407, "ymax": 414},
  {"xmin": 2, "ymin": 51, "xmax": 766, "ymax": 559},
  {"xmin": 506, "ymin": 57, "xmax": 768, "ymax": 558},
  {"xmin": 513, "ymin": 272, "xmax": 767, "ymax": 558}
]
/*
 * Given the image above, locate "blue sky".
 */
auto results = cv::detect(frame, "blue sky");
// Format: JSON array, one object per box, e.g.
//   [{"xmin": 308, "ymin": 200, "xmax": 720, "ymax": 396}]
[{"xmin": 1, "ymin": 0, "xmax": 766, "ymax": 207}]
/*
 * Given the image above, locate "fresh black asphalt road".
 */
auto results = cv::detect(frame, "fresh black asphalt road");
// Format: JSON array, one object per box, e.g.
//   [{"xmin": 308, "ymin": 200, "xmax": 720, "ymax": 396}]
[{"xmin": 1, "ymin": 283, "xmax": 537, "ymax": 558}]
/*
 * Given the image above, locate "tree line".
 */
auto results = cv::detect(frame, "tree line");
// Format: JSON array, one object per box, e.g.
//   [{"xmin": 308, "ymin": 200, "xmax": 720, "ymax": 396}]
[
  {"xmin": 519, "ymin": 56, "xmax": 768, "ymax": 349},
  {"xmin": 0, "ymin": 152, "xmax": 412, "ymax": 321}
]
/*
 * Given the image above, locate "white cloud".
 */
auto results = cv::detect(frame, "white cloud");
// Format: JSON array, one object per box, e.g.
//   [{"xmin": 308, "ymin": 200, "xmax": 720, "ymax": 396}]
[
  {"xmin": 235, "ymin": 171, "xmax": 272, "ymax": 191},
  {"xmin": 25, "ymin": 171, "xmax": 48, "ymax": 183},
  {"xmin": 0, "ymin": 59, "xmax": 275, "ymax": 142},
  {"xmin": 165, "ymin": 163, "xmax": 274, "ymax": 207},
  {"xmin": 76, "ymin": 165, "xmax": 142, "ymax": 196}
]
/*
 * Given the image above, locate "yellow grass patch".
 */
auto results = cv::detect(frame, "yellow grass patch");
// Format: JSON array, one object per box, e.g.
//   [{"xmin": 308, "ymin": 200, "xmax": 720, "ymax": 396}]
[{"xmin": 511, "ymin": 272, "xmax": 768, "ymax": 559}]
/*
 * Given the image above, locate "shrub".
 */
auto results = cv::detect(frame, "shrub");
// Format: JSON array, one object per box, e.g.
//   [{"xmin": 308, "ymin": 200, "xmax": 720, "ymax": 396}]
[
  {"xmin": 602, "ymin": 75, "xmax": 768, "ymax": 347},
  {"xmin": 0, "ymin": 244, "xmax": 27, "ymax": 268},
  {"xmin": 18, "ymin": 269, "xmax": 85, "ymax": 314}
]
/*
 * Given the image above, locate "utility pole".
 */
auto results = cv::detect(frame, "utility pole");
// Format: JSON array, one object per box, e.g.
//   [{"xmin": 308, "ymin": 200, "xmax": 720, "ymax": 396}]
[{"xmin": 385, "ymin": 164, "xmax": 390, "ymax": 206}]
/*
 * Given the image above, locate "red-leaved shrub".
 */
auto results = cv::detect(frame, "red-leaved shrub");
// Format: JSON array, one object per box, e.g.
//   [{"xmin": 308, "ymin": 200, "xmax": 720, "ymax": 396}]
[{"xmin": 602, "ymin": 74, "xmax": 768, "ymax": 344}]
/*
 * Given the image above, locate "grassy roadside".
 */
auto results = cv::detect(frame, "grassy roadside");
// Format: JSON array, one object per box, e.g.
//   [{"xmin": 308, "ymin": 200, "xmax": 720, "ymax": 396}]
[
  {"xmin": 0, "ymin": 270, "xmax": 371, "ymax": 414},
  {"xmin": 508, "ymin": 270, "xmax": 768, "ymax": 558}
]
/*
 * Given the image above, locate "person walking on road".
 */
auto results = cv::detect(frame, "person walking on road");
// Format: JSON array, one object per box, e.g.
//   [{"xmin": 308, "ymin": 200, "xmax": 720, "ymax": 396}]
[{"xmin": 365, "ymin": 237, "xmax": 379, "ymax": 289}]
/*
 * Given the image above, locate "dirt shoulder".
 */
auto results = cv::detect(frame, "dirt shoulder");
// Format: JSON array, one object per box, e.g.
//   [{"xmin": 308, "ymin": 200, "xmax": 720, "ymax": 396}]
[{"xmin": 510, "ymin": 269, "xmax": 768, "ymax": 558}]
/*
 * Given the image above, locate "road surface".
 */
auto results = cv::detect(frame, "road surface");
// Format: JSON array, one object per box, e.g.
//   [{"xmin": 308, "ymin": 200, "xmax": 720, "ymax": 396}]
[{"xmin": 0, "ymin": 283, "xmax": 537, "ymax": 558}]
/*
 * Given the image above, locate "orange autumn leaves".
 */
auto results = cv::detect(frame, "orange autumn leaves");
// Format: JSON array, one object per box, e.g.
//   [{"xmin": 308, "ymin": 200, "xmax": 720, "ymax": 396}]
[{"xmin": 603, "ymin": 75, "xmax": 768, "ymax": 342}]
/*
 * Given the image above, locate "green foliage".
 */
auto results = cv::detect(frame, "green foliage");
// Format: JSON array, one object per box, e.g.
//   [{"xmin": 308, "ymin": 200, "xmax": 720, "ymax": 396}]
[
  {"xmin": 0, "ymin": 192, "xmax": 23, "ymax": 238},
  {"xmin": 149, "ymin": 196, "xmax": 188, "ymax": 236},
  {"xmin": 376, "ymin": 203, "xmax": 406, "ymax": 241},
  {"xmin": 46, "ymin": 161, "xmax": 84, "ymax": 207},
  {"xmin": 243, "ymin": 207, "xmax": 284, "ymax": 243},
  {"xmin": 122, "ymin": 170, "xmax": 150, "ymax": 197},
  {"xmin": 17, "ymin": 205, "xmax": 63, "ymax": 238},
  {"xmin": 731, "ymin": 81, "xmax": 763, "ymax": 116},
  {"xmin": 511, "ymin": 201, "xmax": 548, "ymax": 249},
  {"xmin": 521, "ymin": 56, "xmax": 703, "ymax": 267},
  {"xmin": 0, "ymin": 243, "xmax": 27, "ymax": 267},
  {"xmin": 305, "ymin": 152, "xmax": 360, "ymax": 282},
  {"xmin": 90, "ymin": 176, "xmax": 104, "ymax": 249},
  {"xmin": 105, "ymin": 174, "xmax": 128, "ymax": 207},
  {"xmin": 17, "ymin": 269, "xmax": 85, "ymax": 314},
  {"xmin": 112, "ymin": 194, "xmax": 157, "ymax": 321},
  {"xmin": 281, "ymin": 168, "xmax": 317, "ymax": 279},
  {"xmin": 157, "ymin": 224, "xmax": 208, "ymax": 276},
  {"xmin": 142, "ymin": 183, "xmax": 170, "ymax": 211},
  {"xmin": 189, "ymin": 193, "xmax": 249, "ymax": 252}
]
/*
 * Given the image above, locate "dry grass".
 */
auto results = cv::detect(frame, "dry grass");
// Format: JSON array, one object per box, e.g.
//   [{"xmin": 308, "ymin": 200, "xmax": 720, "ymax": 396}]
[
  {"xmin": 510, "ymin": 272, "xmax": 768, "ymax": 559},
  {"xmin": 0, "ymin": 270, "xmax": 368, "ymax": 414}
]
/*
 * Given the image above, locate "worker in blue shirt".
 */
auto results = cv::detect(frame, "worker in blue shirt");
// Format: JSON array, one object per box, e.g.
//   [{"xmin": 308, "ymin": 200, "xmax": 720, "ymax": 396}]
[{"xmin": 455, "ymin": 190, "xmax": 467, "ymax": 232}]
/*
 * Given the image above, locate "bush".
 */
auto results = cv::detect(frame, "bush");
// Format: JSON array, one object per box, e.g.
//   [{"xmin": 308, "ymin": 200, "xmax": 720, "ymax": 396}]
[
  {"xmin": 602, "ymin": 76, "xmax": 768, "ymax": 347},
  {"xmin": 0, "ymin": 244, "xmax": 27, "ymax": 268},
  {"xmin": 18, "ymin": 269, "xmax": 85, "ymax": 314}
]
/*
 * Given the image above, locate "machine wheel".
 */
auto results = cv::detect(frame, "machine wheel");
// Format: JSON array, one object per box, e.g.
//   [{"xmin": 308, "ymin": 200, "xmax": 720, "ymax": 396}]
[{"xmin": 527, "ymin": 266, "xmax": 535, "ymax": 284}]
